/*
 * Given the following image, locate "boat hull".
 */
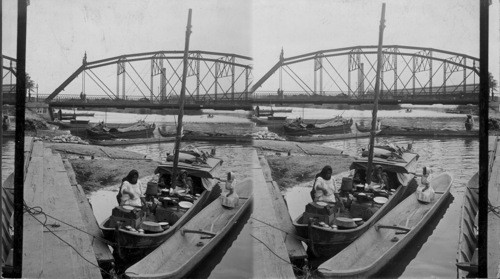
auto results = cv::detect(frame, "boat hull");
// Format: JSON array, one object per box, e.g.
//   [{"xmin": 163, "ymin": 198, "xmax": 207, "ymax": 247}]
[
  {"xmin": 318, "ymin": 173, "xmax": 453, "ymax": 278},
  {"xmin": 305, "ymin": 183, "xmax": 409, "ymax": 258},
  {"xmin": 284, "ymin": 120, "xmax": 353, "ymax": 136},
  {"xmin": 100, "ymin": 184, "xmax": 221, "ymax": 263},
  {"xmin": 125, "ymin": 178, "xmax": 253, "ymax": 279},
  {"xmin": 457, "ymin": 172, "xmax": 479, "ymax": 278},
  {"xmin": 87, "ymin": 124, "xmax": 156, "ymax": 140}
]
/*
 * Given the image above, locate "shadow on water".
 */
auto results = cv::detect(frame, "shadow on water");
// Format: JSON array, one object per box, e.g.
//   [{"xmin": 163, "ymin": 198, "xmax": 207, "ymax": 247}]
[{"xmin": 375, "ymin": 194, "xmax": 455, "ymax": 278}]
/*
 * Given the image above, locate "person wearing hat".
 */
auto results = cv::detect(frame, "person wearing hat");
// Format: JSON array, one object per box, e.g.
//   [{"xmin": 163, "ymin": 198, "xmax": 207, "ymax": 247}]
[
  {"xmin": 118, "ymin": 170, "xmax": 144, "ymax": 207},
  {"xmin": 416, "ymin": 166, "xmax": 435, "ymax": 203}
]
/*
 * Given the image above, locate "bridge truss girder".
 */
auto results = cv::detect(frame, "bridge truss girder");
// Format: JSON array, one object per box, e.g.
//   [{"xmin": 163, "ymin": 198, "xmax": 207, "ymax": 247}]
[
  {"xmin": 46, "ymin": 50, "xmax": 253, "ymax": 103},
  {"xmin": 252, "ymin": 45, "xmax": 479, "ymax": 104},
  {"xmin": 2, "ymin": 55, "xmax": 17, "ymax": 94}
]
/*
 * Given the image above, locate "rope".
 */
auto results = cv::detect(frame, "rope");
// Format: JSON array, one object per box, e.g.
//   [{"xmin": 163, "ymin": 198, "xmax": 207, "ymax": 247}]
[
  {"xmin": 488, "ymin": 199, "xmax": 500, "ymax": 218},
  {"xmin": 23, "ymin": 203, "xmax": 113, "ymax": 277},
  {"xmin": 250, "ymin": 216, "xmax": 309, "ymax": 243},
  {"xmin": 249, "ymin": 234, "xmax": 303, "ymax": 273}
]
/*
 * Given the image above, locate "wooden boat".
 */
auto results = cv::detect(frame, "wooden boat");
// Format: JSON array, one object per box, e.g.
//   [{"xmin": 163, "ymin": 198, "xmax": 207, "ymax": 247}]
[
  {"xmin": 378, "ymin": 127, "xmax": 479, "ymax": 138},
  {"xmin": 317, "ymin": 172, "xmax": 453, "ymax": 278},
  {"xmin": 182, "ymin": 130, "xmax": 252, "ymax": 143},
  {"xmin": 86, "ymin": 121, "xmax": 156, "ymax": 140},
  {"xmin": 355, "ymin": 122, "xmax": 371, "ymax": 133},
  {"xmin": 287, "ymin": 131, "xmax": 376, "ymax": 142},
  {"xmin": 89, "ymin": 137, "xmax": 176, "ymax": 146},
  {"xmin": 456, "ymin": 172, "xmax": 479, "ymax": 278},
  {"xmin": 283, "ymin": 116, "xmax": 353, "ymax": 136},
  {"xmin": 292, "ymin": 144, "xmax": 419, "ymax": 257},
  {"xmin": 158, "ymin": 126, "xmax": 177, "ymax": 138},
  {"xmin": 99, "ymin": 154, "xmax": 223, "ymax": 262},
  {"xmin": 125, "ymin": 178, "xmax": 253, "ymax": 279},
  {"xmin": 48, "ymin": 119, "xmax": 92, "ymax": 129}
]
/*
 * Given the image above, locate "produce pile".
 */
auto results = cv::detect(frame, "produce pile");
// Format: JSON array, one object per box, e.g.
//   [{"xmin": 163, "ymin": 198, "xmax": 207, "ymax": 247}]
[
  {"xmin": 35, "ymin": 134, "xmax": 89, "ymax": 145},
  {"xmin": 249, "ymin": 131, "xmax": 286, "ymax": 141}
]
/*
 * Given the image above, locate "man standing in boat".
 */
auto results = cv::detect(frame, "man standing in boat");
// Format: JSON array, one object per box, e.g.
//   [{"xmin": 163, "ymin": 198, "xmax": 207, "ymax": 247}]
[{"xmin": 465, "ymin": 114, "xmax": 474, "ymax": 131}]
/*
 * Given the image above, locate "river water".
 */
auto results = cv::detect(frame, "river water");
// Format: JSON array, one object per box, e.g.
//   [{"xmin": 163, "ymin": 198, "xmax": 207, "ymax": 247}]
[{"xmin": 1, "ymin": 106, "xmax": 478, "ymax": 278}]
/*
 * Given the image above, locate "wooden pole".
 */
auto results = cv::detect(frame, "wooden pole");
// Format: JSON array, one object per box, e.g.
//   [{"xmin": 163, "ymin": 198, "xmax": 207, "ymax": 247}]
[
  {"xmin": 13, "ymin": 0, "xmax": 27, "ymax": 277},
  {"xmin": 478, "ymin": 0, "xmax": 489, "ymax": 277},
  {"xmin": 171, "ymin": 9, "xmax": 192, "ymax": 188},
  {"xmin": 0, "ymin": 0, "xmax": 4, "ymax": 273},
  {"xmin": 366, "ymin": 3, "xmax": 386, "ymax": 184}
]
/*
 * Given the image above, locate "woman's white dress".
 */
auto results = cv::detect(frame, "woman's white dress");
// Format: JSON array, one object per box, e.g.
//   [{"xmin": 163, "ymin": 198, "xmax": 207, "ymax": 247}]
[{"xmin": 314, "ymin": 177, "xmax": 338, "ymax": 203}]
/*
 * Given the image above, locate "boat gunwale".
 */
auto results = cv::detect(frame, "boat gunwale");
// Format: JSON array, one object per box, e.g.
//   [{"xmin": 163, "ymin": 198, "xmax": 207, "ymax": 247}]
[
  {"xmin": 318, "ymin": 172, "xmax": 453, "ymax": 278},
  {"xmin": 125, "ymin": 179, "xmax": 253, "ymax": 279}
]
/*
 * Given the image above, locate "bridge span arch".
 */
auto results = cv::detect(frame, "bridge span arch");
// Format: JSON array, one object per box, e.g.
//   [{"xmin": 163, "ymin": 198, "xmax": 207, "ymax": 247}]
[
  {"xmin": 252, "ymin": 45, "xmax": 480, "ymax": 104},
  {"xmin": 45, "ymin": 50, "xmax": 252, "ymax": 104}
]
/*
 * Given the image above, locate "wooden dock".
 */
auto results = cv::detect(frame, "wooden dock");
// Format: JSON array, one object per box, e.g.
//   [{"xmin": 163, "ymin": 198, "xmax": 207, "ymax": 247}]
[
  {"xmin": 250, "ymin": 150, "xmax": 300, "ymax": 278},
  {"xmin": 21, "ymin": 138, "xmax": 112, "ymax": 278},
  {"xmin": 258, "ymin": 156, "xmax": 307, "ymax": 262},
  {"xmin": 488, "ymin": 135, "xmax": 500, "ymax": 279}
]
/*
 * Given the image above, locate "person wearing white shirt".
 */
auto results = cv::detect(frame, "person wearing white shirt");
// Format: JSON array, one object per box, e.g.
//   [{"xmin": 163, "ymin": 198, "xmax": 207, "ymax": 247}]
[{"xmin": 312, "ymin": 165, "xmax": 339, "ymax": 203}]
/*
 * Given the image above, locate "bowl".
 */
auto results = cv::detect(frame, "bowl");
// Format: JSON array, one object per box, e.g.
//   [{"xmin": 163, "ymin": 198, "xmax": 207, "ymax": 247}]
[
  {"xmin": 373, "ymin": 196, "xmax": 388, "ymax": 205},
  {"xmin": 335, "ymin": 217, "xmax": 357, "ymax": 229},
  {"xmin": 141, "ymin": 221, "xmax": 163, "ymax": 233},
  {"xmin": 352, "ymin": 217, "xmax": 364, "ymax": 226},
  {"xmin": 179, "ymin": 201, "xmax": 193, "ymax": 209},
  {"xmin": 158, "ymin": 222, "xmax": 170, "ymax": 230}
]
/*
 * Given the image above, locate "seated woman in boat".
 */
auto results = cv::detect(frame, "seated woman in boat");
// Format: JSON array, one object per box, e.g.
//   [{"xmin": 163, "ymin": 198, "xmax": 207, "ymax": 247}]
[
  {"xmin": 171, "ymin": 170, "xmax": 194, "ymax": 195},
  {"xmin": 416, "ymin": 166, "xmax": 435, "ymax": 203},
  {"xmin": 369, "ymin": 165, "xmax": 390, "ymax": 190},
  {"xmin": 311, "ymin": 165, "xmax": 339, "ymax": 204},
  {"xmin": 118, "ymin": 169, "xmax": 144, "ymax": 207},
  {"xmin": 352, "ymin": 169, "xmax": 366, "ymax": 185}
]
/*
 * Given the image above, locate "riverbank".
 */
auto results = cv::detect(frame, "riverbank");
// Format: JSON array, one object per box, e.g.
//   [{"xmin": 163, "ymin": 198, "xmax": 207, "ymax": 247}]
[
  {"xmin": 44, "ymin": 142, "xmax": 159, "ymax": 192},
  {"xmin": 254, "ymin": 140, "xmax": 355, "ymax": 189}
]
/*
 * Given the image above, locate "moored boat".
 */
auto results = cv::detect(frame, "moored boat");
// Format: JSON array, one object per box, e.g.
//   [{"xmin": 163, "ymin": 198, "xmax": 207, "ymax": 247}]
[
  {"xmin": 456, "ymin": 172, "xmax": 479, "ymax": 278},
  {"xmin": 99, "ymin": 150, "xmax": 223, "ymax": 262},
  {"xmin": 317, "ymin": 172, "xmax": 453, "ymax": 278},
  {"xmin": 87, "ymin": 120, "xmax": 156, "ymax": 140},
  {"xmin": 125, "ymin": 178, "xmax": 253, "ymax": 279},
  {"xmin": 283, "ymin": 116, "xmax": 353, "ymax": 136},
  {"xmin": 292, "ymin": 144, "xmax": 419, "ymax": 258},
  {"xmin": 158, "ymin": 126, "xmax": 177, "ymax": 138}
]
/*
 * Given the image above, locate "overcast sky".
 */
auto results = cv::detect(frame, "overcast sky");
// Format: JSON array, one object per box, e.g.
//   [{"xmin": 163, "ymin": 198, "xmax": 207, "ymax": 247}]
[{"xmin": 2, "ymin": 0, "xmax": 499, "ymax": 95}]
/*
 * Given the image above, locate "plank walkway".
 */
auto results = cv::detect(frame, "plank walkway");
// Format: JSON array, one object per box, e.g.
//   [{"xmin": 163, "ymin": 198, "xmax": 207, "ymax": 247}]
[
  {"xmin": 258, "ymin": 156, "xmax": 307, "ymax": 262},
  {"xmin": 488, "ymin": 135, "xmax": 500, "ymax": 279},
  {"xmin": 250, "ymin": 150, "xmax": 297, "ymax": 278},
  {"xmin": 22, "ymin": 139, "xmax": 104, "ymax": 278}
]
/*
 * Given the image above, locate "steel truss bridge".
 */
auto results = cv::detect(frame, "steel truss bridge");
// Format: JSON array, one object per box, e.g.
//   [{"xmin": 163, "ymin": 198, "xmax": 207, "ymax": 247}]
[{"xmin": 2, "ymin": 45, "xmax": 481, "ymax": 109}]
